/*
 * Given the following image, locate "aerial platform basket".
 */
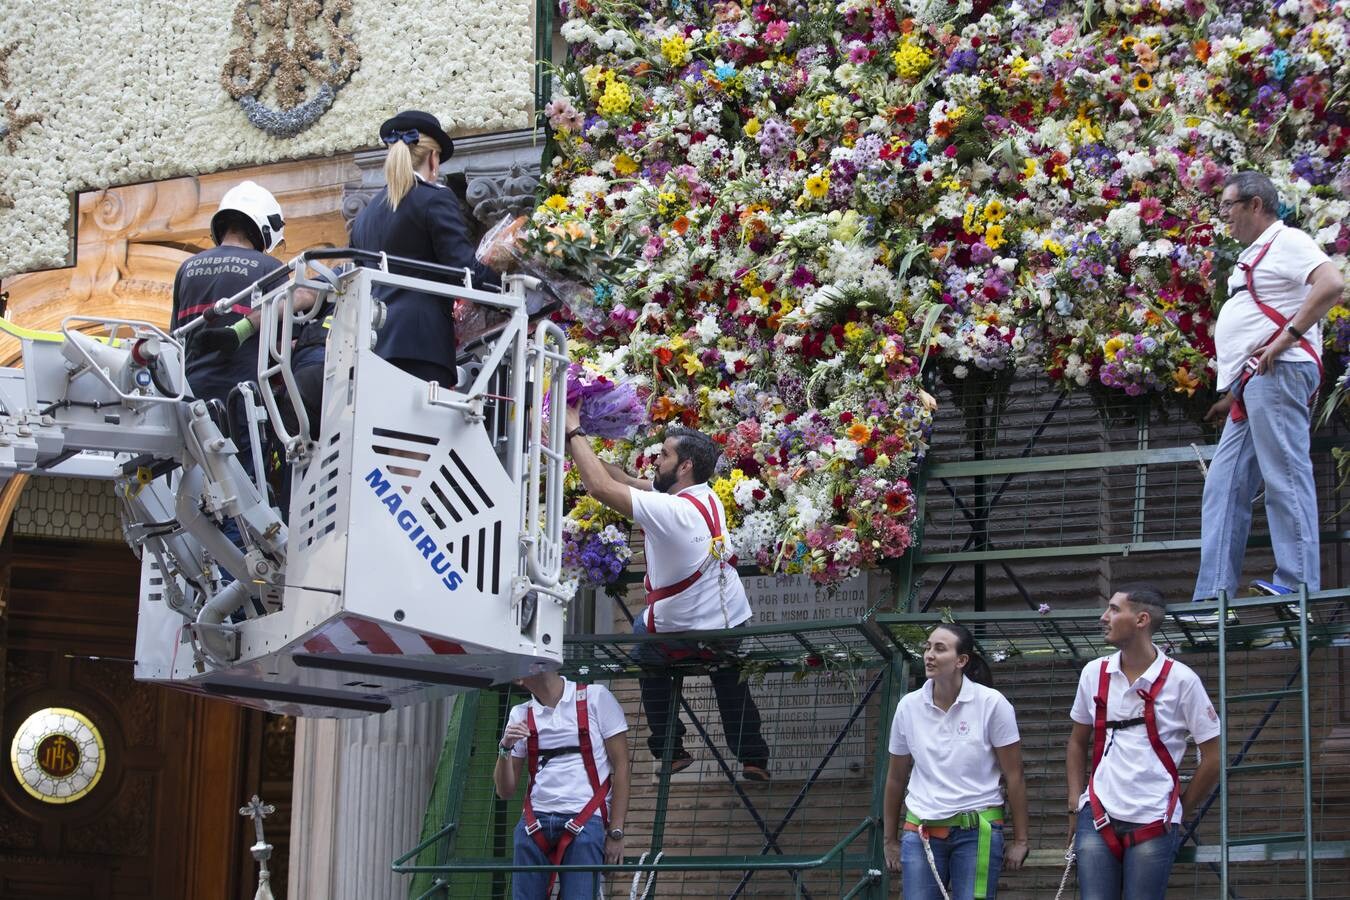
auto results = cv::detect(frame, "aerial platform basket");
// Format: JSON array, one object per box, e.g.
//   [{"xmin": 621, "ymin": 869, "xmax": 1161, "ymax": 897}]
[{"xmin": 134, "ymin": 254, "xmax": 573, "ymax": 717}]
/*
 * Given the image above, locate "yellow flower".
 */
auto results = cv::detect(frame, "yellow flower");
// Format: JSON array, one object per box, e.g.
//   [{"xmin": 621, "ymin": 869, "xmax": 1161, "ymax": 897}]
[
  {"xmin": 984, "ymin": 224, "xmax": 1007, "ymax": 249},
  {"xmin": 598, "ymin": 78, "xmax": 633, "ymax": 117},
  {"xmin": 817, "ymin": 95, "xmax": 837, "ymax": 116},
  {"xmin": 984, "ymin": 199, "xmax": 1007, "ymax": 222},
  {"xmin": 661, "ymin": 34, "xmax": 692, "ymax": 67},
  {"xmin": 804, "ymin": 172, "xmax": 830, "ymax": 199},
  {"xmin": 843, "ymin": 321, "xmax": 868, "ymax": 344},
  {"xmin": 1042, "ymin": 238, "xmax": 1065, "ymax": 257},
  {"xmin": 613, "ymin": 153, "xmax": 639, "ymax": 176},
  {"xmin": 1133, "ymin": 72, "xmax": 1153, "ymax": 92},
  {"xmin": 543, "ymin": 194, "xmax": 569, "ymax": 213},
  {"xmin": 892, "ymin": 40, "xmax": 933, "ymax": 79},
  {"xmin": 680, "ymin": 352, "xmax": 704, "ymax": 375},
  {"xmin": 744, "ymin": 116, "xmax": 761, "ymax": 137},
  {"xmin": 1022, "ymin": 158, "xmax": 1037, "ymax": 179},
  {"xmin": 1103, "ymin": 336, "xmax": 1128, "ymax": 359}
]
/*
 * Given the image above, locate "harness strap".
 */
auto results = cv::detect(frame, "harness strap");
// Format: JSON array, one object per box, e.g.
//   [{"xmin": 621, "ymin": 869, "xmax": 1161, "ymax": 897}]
[
  {"xmin": 1104, "ymin": 716, "xmax": 1146, "ymax": 730},
  {"xmin": 1229, "ymin": 234, "xmax": 1324, "ymax": 424},
  {"xmin": 1087, "ymin": 658, "xmax": 1177, "ymax": 862},
  {"xmin": 521, "ymin": 687, "xmax": 611, "ymax": 895},
  {"xmin": 642, "ymin": 490, "xmax": 737, "ymax": 634},
  {"xmin": 904, "ymin": 807, "xmax": 1004, "ymax": 899},
  {"xmin": 536, "ymin": 745, "xmax": 582, "ymax": 768}
]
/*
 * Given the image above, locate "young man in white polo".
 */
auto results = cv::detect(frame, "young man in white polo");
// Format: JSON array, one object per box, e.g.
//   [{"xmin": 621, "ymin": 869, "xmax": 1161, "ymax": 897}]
[
  {"xmin": 495, "ymin": 670, "xmax": 630, "ymax": 900},
  {"xmin": 1065, "ymin": 585, "xmax": 1221, "ymax": 900}
]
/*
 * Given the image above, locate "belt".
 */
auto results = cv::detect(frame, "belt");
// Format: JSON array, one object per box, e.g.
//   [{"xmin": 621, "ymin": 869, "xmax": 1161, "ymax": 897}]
[{"xmin": 905, "ymin": 806, "xmax": 1004, "ymax": 899}]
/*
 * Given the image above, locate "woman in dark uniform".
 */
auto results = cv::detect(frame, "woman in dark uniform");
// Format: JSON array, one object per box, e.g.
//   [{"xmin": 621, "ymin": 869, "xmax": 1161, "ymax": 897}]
[{"xmin": 350, "ymin": 109, "xmax": 499, "ymax": 384}]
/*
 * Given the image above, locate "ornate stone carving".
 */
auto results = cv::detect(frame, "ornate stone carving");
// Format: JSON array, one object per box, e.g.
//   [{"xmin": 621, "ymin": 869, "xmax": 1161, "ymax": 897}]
[
  {"xmin": 341, "ymin": 132, "xmax": 544, "ymax": 232},
  {"xmin": 464, "ymin": 163, "xmax": 540, "ymax": 226}
]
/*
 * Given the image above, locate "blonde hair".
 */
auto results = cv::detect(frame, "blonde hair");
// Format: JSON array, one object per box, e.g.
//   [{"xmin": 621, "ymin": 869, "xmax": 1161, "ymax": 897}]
[{"xmin": 384, "ymin": 139, "xmax": 438, "ymax": 211}]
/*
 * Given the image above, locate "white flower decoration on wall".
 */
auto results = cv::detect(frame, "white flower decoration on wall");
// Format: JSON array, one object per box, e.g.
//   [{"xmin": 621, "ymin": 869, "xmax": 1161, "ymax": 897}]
[
  {"xmin": 0, "ymin": 0, "xmax": 535, "ymax": 279},
  {"xmin": 221, "ymin": 0, "xmax": 362, "ymax": 138}
]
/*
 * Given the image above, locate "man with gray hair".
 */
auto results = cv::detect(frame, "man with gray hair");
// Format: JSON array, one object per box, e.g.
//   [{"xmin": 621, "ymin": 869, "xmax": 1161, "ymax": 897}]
[
  {"xmin": 1193, "ymin": 171, "xmax": 1344, "ymax": 602},
  {"xmin": 564, "ymin": 407, "xmax": 771, "ymax": 781}
]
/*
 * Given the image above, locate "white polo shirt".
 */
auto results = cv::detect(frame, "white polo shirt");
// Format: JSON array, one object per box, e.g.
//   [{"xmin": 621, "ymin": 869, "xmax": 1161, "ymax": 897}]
[
  {"xmin": 888, "ymin": 676, "xmax": 1021, "ymax": 819},
  {"xmin": 630, "ymin": 483, "xmax": 753, "ymax": 632},
  {"xmin": 507, "ymin": 679, "xmax": 628, "ymax": 815},
  {"xmin": 1214, "ymin": 221, "xmax": 1330, "ymax": 389},
  {"xmin": 1070, "ymin": 648, "xmax": 1220, "ymax": 824}
]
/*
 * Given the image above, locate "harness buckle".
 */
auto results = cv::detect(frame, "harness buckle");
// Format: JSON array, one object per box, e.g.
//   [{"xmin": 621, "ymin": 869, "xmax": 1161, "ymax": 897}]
[
  {"xmin": 524, "ymin": 819, "xmax": 543, "ymax": 836},
  {"xmin": 1092, "ymin": 812, "xmax": 1111, "ymax": 833},
  {"xmin": 564, "ymin": 818, "xmax": 586, "ymax": 836}
]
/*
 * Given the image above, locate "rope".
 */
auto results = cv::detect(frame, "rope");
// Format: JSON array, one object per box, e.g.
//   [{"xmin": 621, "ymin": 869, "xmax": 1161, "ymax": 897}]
[
  {"xmin": 1053, "ymin": 834, "xmax": 1076, "ymax": 900},
  {"xmin": 628, "ymin": 849, "xmax": 662, "ymax": 900},
  {"xmin": 918, "ymin": 829, "xmax": 953, "ymax": 900}
]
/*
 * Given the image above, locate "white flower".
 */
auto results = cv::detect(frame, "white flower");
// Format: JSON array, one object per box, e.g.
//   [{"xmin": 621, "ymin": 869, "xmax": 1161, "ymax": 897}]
[{"xmin": 1, "ymin": 0, "xmax": 535, "ymax": 278}]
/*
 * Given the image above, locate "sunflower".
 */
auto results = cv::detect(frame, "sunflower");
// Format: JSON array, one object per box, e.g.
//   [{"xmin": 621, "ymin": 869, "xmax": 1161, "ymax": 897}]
[{"xmin": 1133, "ymin": 72, "xmax": 1153, "ymax": 92}]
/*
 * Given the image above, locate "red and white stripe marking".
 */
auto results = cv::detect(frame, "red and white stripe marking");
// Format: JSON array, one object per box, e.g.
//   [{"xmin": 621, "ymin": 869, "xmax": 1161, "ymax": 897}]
[{"xmin": 302, "ymin": 616, "xmax": 466, "ymax": 656}]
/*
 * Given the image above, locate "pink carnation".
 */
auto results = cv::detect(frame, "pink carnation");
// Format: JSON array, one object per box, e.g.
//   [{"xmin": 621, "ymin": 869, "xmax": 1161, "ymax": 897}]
[{"xmin": 764, "ymin": 20, "xmax": 789, "ymax": 44}]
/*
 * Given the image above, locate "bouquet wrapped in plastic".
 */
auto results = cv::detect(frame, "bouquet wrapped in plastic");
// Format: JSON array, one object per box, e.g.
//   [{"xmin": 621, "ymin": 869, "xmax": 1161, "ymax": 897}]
[
  {"xmin": 566, "ymin": 363, "xmax": 647, "ymax": 440},
  {"xmin": 476, "ymin": 215, "xmax": 605, "ymax": 322}
]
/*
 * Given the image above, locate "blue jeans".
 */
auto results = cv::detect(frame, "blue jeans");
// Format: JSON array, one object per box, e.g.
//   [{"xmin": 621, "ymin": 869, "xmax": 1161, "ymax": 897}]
[
  {"xmin": 901, "ymin": 823, "xmax": 1004, "ymax": 899},
  {"xmin": 1074, "ymin": 807, "xmax": 1181, "ymax": 900},
  {"xmin": 1194, "ymin": 361, "xmax": 1321, "ymax": 600},
  {"xmin": 512, "ymin": 812, "xmax": 604, "ymax": 900}
]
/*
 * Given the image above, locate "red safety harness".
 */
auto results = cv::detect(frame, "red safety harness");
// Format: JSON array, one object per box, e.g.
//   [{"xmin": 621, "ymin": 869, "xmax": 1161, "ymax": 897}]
[
  {"xmin": 642, "ymin": 490, "xmax": 737, "ymax": 634},
  {"xmin": 1087, "ymin": 658, "xmax": 1178, "ymax": 861},
  {"xmin": 1229, "ymin": 234, "xmax": 1324, "ymax": 423},
  {"xmin": 522, "ymin": 686, "xmax": 610, "ymax": 894}
]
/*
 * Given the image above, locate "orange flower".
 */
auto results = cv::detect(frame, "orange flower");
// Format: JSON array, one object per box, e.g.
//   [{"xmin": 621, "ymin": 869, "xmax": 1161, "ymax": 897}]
[
  {"xmin": 672, "ymin": 215, "xmax": 690, "ymax": 235},
  {"xmin": 649, "ymin": 396, "xmax": 678, "ymax": 422},
  {"xmin": 846, "ymin": 422, "xmax": 872, "ymax": 444},
  {"xmin": 1172, "ymin": 367, "xmax": 1201, "ymax": 397},
  {"xmin": 884, "ymin": 490, "xmax": 911, "ymax": 514},
  {"xmin": 1193, "ymin": 40, "xmax": 1210, "ymax": 62}
]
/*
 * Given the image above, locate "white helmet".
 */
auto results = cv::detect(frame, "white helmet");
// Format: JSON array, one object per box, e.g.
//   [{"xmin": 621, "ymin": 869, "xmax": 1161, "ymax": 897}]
[{"xmin": 211, "ymin": 181, "xmax": 285, "ymax": 253}]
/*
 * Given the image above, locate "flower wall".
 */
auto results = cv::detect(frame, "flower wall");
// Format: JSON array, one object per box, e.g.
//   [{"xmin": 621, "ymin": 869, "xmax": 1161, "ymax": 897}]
[
  {"xmin": 535, "ymin": 0, "xmax": 1350, "ymax": 587},
  {"xmin": 0, "ymin": 0, "xmax": 534, "ymax": 278}
]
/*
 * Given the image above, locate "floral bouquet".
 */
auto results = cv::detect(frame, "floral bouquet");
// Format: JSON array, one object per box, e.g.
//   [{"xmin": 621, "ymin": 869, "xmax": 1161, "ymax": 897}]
[{"xmin": 566, "ymin": 363, "xmax": 647, "ymax": 440}]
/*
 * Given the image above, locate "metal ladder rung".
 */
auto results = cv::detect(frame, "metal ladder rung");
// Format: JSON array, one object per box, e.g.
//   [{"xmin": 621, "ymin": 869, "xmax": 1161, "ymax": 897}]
[
  {"xmin": 1225, "ymin": 832, "xmax": 1310, "ymax": 849},
  {"xmin": 1227, "ymin": 760, "xmax": 1303, "ymax": 776},
  {"xmin": 1225, "ymin": 687, "xmax": 1300, "ymax": 704}
]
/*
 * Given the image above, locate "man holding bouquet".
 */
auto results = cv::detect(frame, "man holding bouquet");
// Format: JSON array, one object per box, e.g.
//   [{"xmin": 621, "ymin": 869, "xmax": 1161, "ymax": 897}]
[{"xmin": 563, "ymin": 406, "xmax": 771, "ymax": 781}]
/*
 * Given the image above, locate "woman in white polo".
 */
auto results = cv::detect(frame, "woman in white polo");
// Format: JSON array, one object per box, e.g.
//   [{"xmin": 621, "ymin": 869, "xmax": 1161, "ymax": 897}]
[{"xmin": 882, "ymin": 623, "xmax": 1030, "ymax": 899}]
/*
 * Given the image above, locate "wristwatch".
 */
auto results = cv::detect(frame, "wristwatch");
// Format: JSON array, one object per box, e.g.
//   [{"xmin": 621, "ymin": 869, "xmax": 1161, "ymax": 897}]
[
  {"xmin": 566, "ymin": 427, "xmax": 586, "ymax": 443},
  {"xmin": 1286, "ymin": 323, "xmax": 1304, "ymax": 339},
  {"xmin": 607, "ymin": 827, "xmax": 625, "ymax": 840}
]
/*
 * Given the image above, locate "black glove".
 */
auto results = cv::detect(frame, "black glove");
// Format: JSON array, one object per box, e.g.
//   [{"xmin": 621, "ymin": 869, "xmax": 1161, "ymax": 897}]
[{"xmin": 196, "ymin": 326, "xmax": 242, "ymax": 355}]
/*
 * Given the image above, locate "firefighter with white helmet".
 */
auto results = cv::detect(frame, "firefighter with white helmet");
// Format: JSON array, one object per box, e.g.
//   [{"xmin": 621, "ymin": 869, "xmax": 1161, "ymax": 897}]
[{"xmin": 169, "ymin": 179, "xmax": 292, "ymax": 472}]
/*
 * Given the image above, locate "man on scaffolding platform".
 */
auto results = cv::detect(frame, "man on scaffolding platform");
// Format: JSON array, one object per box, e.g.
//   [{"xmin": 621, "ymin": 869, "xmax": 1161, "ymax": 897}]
[
  {"xmin": 563, "ymin": 408, "xmax": 772, "ymax": 782},
  {"xmin": 1065, "ymin": 585, "xmax": 1221, "ymax": 900},
  {"xmin": 495, "ymin": 669, "xmax": 630, "ymax": 900}
]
